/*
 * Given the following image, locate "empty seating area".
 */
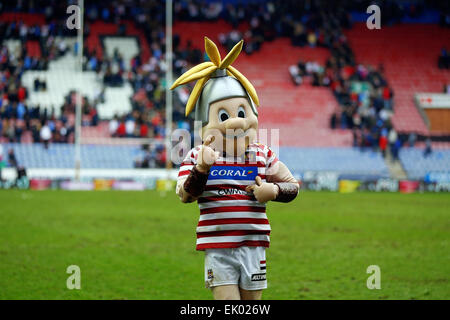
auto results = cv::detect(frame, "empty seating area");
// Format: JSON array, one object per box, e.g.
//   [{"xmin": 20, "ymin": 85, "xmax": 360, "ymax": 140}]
[
  {"xmin": 3, "ymin": 143, "xmax": 390, "ymax": 179},
  {"xmin": 399, "ymin": 148, "xmax": 450, "ymax": 180},
  {"xmin": 279, "ymin": 147, "xmax": 390, "ymax": 179},
  {"xmin": 1, "ymin": 14, "xmax": 144, "ymax": 121},
  {"xmin": 3, "ymin": 143, "xmax": 145, "ymax": 169}
]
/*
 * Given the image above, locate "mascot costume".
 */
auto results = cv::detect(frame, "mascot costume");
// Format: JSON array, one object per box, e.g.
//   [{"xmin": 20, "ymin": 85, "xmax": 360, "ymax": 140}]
[{"xmin": 172, "ymin": 37, "xmax": 299, "ymax": 300}]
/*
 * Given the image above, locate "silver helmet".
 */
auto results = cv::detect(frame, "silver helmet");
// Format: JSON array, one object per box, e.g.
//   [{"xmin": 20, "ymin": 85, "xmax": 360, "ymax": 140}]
[{"xmin": 194, "ymin": 69, "xmax": 258, "ymax": 127}]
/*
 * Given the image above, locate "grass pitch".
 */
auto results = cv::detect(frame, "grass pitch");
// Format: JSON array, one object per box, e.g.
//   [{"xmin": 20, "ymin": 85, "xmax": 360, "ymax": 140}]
[{"xmin": 0, "ymin": 190, "xmax": 448, "ymax": 300}]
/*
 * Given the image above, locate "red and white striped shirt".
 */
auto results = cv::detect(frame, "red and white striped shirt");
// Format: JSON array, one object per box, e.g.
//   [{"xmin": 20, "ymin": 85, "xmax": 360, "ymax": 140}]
[{"xmin": 178, "ymin": 143, "xmax": 279, "ymax": 250}]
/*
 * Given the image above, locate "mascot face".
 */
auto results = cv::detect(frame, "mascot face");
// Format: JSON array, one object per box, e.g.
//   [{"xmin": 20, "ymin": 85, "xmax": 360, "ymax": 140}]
[{"xmin": 202, "ymin": 97, "xmax": 258, "ymax": 156}]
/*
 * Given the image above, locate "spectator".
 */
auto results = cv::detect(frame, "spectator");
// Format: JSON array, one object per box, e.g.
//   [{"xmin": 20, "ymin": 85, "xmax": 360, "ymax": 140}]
[
  {"xmin": 125, "ymin": 117, "xmax": 135, "ymax": 138},
  {"xmin": 139, "ymin": 121, "xmax": 149, "ymax": 138},
  {"xmin": 330, "ymin": 112, "xmax": 338, "ymax": 130},
  {"xmin": 388, "ymin": 127, "xmax": 398, "ymax": 159},
  {"xmin": 109, "ymin": 115, "xmax": 119, "ymax": 137},
  {"xmin": 40, "ymin": 121, "xmax": 52, "ymax": 149},
  {"xmin": 59, "ymin": 125, "xmax": 68, "ymax": 143},
  {"xmin": 408, "ymin": 133, "xmax": 417, "ymax": 147},
  {"xmin": 307, "ymin": 31, "xmax": 317, "ymax": 47},
  {"xmin": 382, "ymin": 86, "xmax": 394, "ymax": 110},
  {"xmin": 0, "ymin": 144, "xmax": 3, "ymax": 180},
  {"xmin": 424, "ymin": 138, "xmax": 432, "ymax": 157},
  {"xmin": 141, "ymin": 149, "xmax": 155, "ymax": 168},
  {"xmin": 392, "ymin": 137, "xmax": 402, "ymax": 161},
  {"xmin": 8, "ymin": 148, "xmax": 18, "ymax": 167},
  {"xmin": 289, "ymin": 65, "xmax": 303, "ymax": 86},
  {"xmin": 379, "ymin": 132, "xmax": 388, "ymax": 158},
  {"xmin": 292, "ymin": 23, "xmax": 307, "ymax": 47},
  {"xmin": 117, "ymin": 119, "xmax": 126, "ymax": 137}
]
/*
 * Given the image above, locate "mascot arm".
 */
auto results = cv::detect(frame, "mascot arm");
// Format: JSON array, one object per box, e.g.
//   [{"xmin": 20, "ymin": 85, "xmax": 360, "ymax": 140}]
[
  {"xmin": 266, "ymin": 161, "xmax": 299, "ymax": 203},
  {"xmin": 176, "ymin": 175, "xmax": 195, "ymax": 203},
  {"xmin": 176, "ymin": 166, "xmax": 209, "ymax": 203}
]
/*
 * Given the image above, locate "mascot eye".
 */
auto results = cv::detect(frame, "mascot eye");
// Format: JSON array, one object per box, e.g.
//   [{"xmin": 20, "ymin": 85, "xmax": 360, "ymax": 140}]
[
  {"xmin": 237, "ymin": 106, "xmax": 246, "ymax": 118},
  {"xmin": 218, "ymin": 109, "xmax": 229, "ymax": 122}
]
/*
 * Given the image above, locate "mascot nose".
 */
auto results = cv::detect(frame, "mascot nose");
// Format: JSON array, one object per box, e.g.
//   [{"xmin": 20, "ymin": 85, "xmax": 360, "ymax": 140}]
[{"xmin": 224, "ymin": 118, "xmax": 246, "ymax": 130}]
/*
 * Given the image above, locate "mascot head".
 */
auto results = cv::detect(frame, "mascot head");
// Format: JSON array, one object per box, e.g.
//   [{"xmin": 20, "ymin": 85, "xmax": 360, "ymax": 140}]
[{"xmin": 171, "ymin": 37, "xmax": 259, "ymax": 156}]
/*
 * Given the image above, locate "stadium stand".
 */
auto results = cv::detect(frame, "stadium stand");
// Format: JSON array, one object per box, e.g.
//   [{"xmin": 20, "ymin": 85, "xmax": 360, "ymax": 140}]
[
  {"xmin": 2, "ymin": 142, "xmax": 389, "ymax": 179},
  {"xmin": 0, "ymin": 0, "xmax": 449, "ymax": 182},
  {"xmin": 173, "ymin": 21, "xmax": 353, "ymax": 147}
]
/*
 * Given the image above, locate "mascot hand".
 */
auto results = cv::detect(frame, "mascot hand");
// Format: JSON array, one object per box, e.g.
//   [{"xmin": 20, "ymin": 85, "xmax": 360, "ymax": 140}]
[
  {"xmin": 196, "ymin": 135, "xmax": 220, "ymax": 173},
  {"xmin": 246, "ymin": 176, "xmax": 279, "ymax": 204}
]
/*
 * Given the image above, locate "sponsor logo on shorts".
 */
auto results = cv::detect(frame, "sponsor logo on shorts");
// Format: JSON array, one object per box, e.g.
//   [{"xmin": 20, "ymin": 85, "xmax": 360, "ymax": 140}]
[
  {"xmin": 207, "ymin": 269, "xmax": 214, "ymax": 280},
  {"xmin": 251, "ymin": 273, "xmax": 266, "ymax": 281},
  {"xmin": 260, "ymin": 260, "xmax": 266, "ymax": 270}
]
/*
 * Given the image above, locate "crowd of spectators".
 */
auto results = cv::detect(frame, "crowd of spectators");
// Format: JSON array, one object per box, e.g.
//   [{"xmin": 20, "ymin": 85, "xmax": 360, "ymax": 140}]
[
  {"xmin": 0, "ymin": 1, "xmax": 84, "ymax": 145},
  {"xmin": 1, "ymin": 88, "xmax": 103, "ymax": 145},
  {"xmin": 103, "ymin": 34, "xmax": 200, "ymax": 143},
  {"xmin": 329, "ymin": 63, "xmax": 399, "ymax": 159},
  {"xmin": 0, "ymin": 4, "xmax": 77, "ymax": 70},
  {"xmin": 0, "ymin": 32, "xmax": 103, "ymax": 145},
  {"xmin": 2, "ymin": 0, "xmax": 448, "ymax": 157},
  {"xmin": 218, "ymin": 1, "xmax": 352, "ymax": 56},
  {"xmin": 133, "ymin": 143, "xmax": 166, "ymax": 169},
  {"xmin": 84, "ymin": 47, "xmax": 126, "ymax": 87},
  {"xmin": 0, "ymin": 42, "xmax": 52, "ymax": 144},
  {"xmin": 0, "ymin": 0, "xmax": 202, "ymax": 152}
]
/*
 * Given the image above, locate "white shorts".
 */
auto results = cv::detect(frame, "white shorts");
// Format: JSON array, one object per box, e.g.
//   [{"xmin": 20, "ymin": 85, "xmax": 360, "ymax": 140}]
[{"xmin": 204, "ymin": 246, "xmax": 267, "ymax": 291}]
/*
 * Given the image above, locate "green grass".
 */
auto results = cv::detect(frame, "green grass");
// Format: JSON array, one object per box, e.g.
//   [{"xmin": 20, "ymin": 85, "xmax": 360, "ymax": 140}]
[{"xmin": 0, "ymin": 190, "xmax": 448, "ymax": 300}]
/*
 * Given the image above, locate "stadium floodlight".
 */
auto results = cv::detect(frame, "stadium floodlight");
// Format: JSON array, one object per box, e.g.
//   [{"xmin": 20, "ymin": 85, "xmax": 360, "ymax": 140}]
[
  {"xmin": 74, "ymin": 0, "xmax": 84, "ymax": 181},
  {"xmin": 165, "ymin": 0, "xmax": 173, "ymax": 171}
]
